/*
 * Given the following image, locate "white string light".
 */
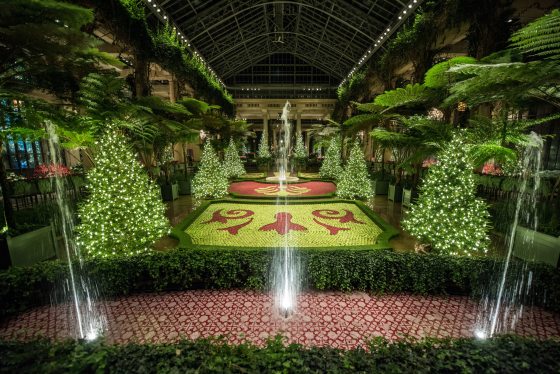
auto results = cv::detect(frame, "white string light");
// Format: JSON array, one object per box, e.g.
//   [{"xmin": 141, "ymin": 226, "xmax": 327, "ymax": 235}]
[{"xmin": 339, "ymin": 0, "xmax": 423, "ymax": 87}]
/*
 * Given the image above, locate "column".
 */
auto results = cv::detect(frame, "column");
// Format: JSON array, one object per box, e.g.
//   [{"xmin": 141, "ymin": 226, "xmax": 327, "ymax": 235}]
[
  {"xmin": 169, "ymin": 77, "xmax": 176, "ymax": 103},
  {"xmin": 262, "ymin": 110, "xmax": 269, "ymax": 136},
  {"xmin": 305, "ymin": 130, "xmax": 311, "ymax": 154},
  {"xmin": 296, "ymin": 110, "xmax": 302, "ymax": 135}
]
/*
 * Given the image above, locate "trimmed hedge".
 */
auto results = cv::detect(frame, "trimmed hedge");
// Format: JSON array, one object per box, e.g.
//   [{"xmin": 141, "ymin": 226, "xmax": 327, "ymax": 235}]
[
  {"xmin": 1, "ymin": 248, "xmax": 560, "ymax": 320},
  {"xmin": 1, "ymin": 335, "xmax": 560, "ymax": 373}
]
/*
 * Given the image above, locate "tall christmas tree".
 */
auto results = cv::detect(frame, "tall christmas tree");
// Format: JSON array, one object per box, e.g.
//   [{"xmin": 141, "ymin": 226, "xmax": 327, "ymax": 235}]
[
  {"xmin": 257, "ymin": 132, "xmax": 271, "ymax": 172},
  {"xmin": 320, "ymin": 136, "xmax": 343, "ymax": 179},
  {"xmin": 293, "ymin": 133, "xmax": 307, "ymax": 171},
  {"xmin": 192, "ymin": 141, "xmax": 229, "ymax": 199},
  {"xmin": 257, "ymin": 133, "xmax": 271, "ymax": 160},
  {"xmin": 76, "ymin": 129, "xmax": 169, "ymax": 258},
  {"xmin": 223, "ymin": 138, "xmax": 246, "ymax": 179},
  {"xmin": 336, "ymin": 140, "xmax": 373, "ymax": 199},
  {"xmin": 402, "ymin": 134, "xmax": 490, "ymax": 256},
  {"xmin": 293, "ymin": 133, "xmax": 307, "ymax": 159}
]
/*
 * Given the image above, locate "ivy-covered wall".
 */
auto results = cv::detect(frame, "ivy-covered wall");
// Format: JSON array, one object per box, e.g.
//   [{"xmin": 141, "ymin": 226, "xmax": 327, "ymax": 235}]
[{"xmin": 77, "ymin": 0, "xmax": 234, "ymax": 114}]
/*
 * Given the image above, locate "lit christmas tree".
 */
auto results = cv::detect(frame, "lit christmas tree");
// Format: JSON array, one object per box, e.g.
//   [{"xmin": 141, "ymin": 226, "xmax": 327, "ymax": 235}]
[
  {"xmin": 76, "ymin": 128, "xmax": 169, "ymax": 258},
  {"xmin": 192, "ymin": 140, "xmax": 229, "ymax": 199},
  {"xmin": 293, "ymin": 133, "xmax": 307, "ymax": 160},
  {"xmin": 257, "ymin": 132, "xmax": 271, "ymax": 160},
  {"xmin": 402, "ymin": 134, "xmax": 490, "ymax": 256},
  {"xmin": 223, "ymin": 138, "xmax": 246, "ymax": 179},
  {"xmin": 320, "ymin": 136, "xmax": 343, "ymax": 179},
  {"xmin": 336, "ymin": 140, "xmax": 373, "ymax": 199}
]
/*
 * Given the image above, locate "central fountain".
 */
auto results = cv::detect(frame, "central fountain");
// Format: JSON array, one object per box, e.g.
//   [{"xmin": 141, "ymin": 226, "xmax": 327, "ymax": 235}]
[
  {"xmin": 265, "ymin": 105, "xmax": 299, "ymax": 184},
  {"xmin": 270, "ymin": 101, "xmax": 300, "ymax": 317}
]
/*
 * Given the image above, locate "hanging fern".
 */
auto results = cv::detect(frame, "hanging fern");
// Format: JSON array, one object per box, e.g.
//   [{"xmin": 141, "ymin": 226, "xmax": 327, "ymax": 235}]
[{"xmin": 510, "ymin": 9, "xmax": 560, "ymax": 60}]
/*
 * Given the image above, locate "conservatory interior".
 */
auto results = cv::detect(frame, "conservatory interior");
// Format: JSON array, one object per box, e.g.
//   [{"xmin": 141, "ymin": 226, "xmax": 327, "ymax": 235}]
[{"xmin": 1, "ymin": 0, "xmax": 560, "ymax": 372}]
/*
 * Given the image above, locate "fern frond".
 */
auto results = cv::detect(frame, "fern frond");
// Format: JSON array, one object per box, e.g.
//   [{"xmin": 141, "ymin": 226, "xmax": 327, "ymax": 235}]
[
  {"xmin": 424, "ymin": 56, "xmax": 477, "ymax": 88},
  {"xmin": 470, "ymin": 143, "xmax": 517, "ymax": 168},
  {"xmin": 511, "ymin": 9, "xmax": 560, "ymax": 60},
  {"xmin": 343, "ymin": 113, "xmax": 383, "ymax": 128},
  {"xmin": 374, "ymin": 83, "xmax": 437, "ymax": 110}
]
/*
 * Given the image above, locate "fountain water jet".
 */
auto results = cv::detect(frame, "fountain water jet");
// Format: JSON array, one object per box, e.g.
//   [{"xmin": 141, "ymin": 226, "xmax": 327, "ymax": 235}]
[
  {"xmin": 271, "ymin": 102, "xmax": 300, "ymax": 317},
  {"xmin": 475, "ymin": 131, "xmax": 543, "ymax": 337},
  {"xmin": 46, "ymin": 121, "xmax": 106, "ymax": 340}
]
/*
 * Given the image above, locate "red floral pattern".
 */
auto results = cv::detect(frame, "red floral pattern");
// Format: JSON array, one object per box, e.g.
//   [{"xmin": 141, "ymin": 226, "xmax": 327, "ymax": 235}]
[
  {"xmin": 229, "ymin": 181, "xmax": 336, "ymax": 197},
  {"xmin": 1, "ymin": 291, "xmax": 559, "ymax": 349},
  {"xmin": 259, "ymin": 212, "xmax": 307, "ymax": 235}
]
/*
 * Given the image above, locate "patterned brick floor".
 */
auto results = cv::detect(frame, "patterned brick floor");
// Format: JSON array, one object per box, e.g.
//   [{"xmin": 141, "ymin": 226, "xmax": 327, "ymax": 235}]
[{"xmin": 1, "ymin": 291, "xmax": 559, "ymax": 349}]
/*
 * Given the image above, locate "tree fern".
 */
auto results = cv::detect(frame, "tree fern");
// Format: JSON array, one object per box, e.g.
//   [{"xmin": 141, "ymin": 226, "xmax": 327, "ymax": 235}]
[
  {"xmin": 374, "ymin": 84, "xmax": 438, "ymax": 111},
  {"xmin": 343, "ymin": 113, "xmax": 383, "ymax": 129},
  {"xmin": 424, "ymin": 56, "xmax": 477, "ymax": 88},
  {"xmin": 510, "ymin": 9, "xmax": 560, "ymax": 60}
]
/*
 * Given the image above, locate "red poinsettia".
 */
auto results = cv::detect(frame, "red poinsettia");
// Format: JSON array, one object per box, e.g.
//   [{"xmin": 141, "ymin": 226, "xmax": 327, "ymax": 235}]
[
  {"xmin": 481, "ymin": 161, "xmax": 503, "ymax": 176},
  {"xmin": 33, "ymin": 163, "xmax": 71, "ymax": 178}
]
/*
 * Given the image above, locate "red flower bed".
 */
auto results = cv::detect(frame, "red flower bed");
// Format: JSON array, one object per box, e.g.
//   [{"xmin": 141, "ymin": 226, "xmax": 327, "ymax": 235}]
[{"xmin": 229, "ymin": 181, "xmax": 336, "ymax": 197}]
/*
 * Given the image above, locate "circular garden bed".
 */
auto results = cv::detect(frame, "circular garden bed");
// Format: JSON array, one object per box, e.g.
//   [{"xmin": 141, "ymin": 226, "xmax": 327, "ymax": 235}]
[{"xmin": 229, "ymin": 181, "xmax": 336, "ymax": 198}]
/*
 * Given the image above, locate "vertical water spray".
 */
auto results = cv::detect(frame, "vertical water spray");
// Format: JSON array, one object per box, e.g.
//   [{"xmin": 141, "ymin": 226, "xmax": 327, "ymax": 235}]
[
  {"xmin": 45, "ymin": 121, "xmax": 105, "ymax": 340},
  {"xmin": 475, "ymin": 132, "xmax": 543, "ymax": 338},
  {"xmin": 272, "ymin": 101, "xmax": 300, "ymax": 317}
]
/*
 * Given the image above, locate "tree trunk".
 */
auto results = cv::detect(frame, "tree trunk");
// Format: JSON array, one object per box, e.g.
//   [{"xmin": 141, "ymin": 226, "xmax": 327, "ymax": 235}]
[{"xmin": 134, "ymin": 54, "xmax": 150, "ymax": 98}]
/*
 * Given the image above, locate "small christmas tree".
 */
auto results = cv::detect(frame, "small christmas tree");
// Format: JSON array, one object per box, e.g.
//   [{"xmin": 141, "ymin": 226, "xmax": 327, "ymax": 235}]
[
  {"xmin": 293, "ymin": 133, "xmax": 307, "ymax": 171},
  {"xmin": 402, "ymin": 134, "xmax": 490, "ymax": 256},
  {"xmin": 257, "ymin": 133, "xmax": 271, "ymax": 171},
  {"xmin": 223, "ymin": 138, "xmax": 246, "ymax": 179},
  {"xmin": 76, "ymin": 128, "xmax": 169, "ymax": 258},
  {"xmin": 336, "ymin": 140, "xmax": 373, "ymax": 199},
  {"xmin": 320, "ymin": 136, "xmax": 343, "ymax": 179},
  {"xmin": 192, "ymin": 141, "xmax": 229, "ymax": 199}
]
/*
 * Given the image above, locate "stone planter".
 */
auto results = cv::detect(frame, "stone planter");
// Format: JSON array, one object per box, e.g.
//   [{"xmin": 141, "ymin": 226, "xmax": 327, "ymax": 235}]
[
  {"xmin": 388, "ymin": 183, "xmax": 403, "ymax": 202},
  {"xmin": 160, "ymin": 183, "xmax": 179, "ymax": 201},
  {"xmin": 177, "ymin": 177, "xmax": 192, "ymax": 195},
  {"xmin": 513, "ymin": 226, "xmax": 560, "ymax": 267},
  {"xmin": 7, "ymin": 224, "xmax": 57, "ymax": 267},
  {"xmin": 402, "ymin": 188, "xmax": 418, "ymax": 208},
  {"xmin": 372, "ymin": 180, "xmax": 389, "ymax": 195}
]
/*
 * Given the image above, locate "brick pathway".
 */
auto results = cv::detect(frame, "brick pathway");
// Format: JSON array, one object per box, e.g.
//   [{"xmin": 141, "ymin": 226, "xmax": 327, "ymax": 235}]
[{"xmin": 1, "ymin": 290, "xmax": 559, "ymax": 349}]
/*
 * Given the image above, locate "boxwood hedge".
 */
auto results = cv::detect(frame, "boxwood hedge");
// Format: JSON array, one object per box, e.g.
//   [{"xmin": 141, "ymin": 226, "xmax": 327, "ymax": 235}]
[
  {"xmin": 1, "ymin": 248, "xmax": 559, "ymax": 320},
  {"xmin": 1, "ymin": 335, "xmax": 559, "ymax": 373}
]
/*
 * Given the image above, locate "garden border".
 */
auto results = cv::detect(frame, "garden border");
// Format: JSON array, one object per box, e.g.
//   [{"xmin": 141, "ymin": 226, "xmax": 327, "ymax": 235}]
[{"xmin": 171, "ymin": 198, "xmax": 398, "ymax": 250}]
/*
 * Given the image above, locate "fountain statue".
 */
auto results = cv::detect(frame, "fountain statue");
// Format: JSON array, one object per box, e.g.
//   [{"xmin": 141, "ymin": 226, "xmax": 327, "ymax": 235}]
[{"xmin": 265, "ymin": 102, "xmax": 299, "ymax": 183}]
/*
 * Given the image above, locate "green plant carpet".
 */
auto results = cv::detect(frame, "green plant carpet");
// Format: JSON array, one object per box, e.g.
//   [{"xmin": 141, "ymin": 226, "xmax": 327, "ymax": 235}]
[{"xmin": 177, "ymin": 200, "xmax": 396, "ymax": 249}]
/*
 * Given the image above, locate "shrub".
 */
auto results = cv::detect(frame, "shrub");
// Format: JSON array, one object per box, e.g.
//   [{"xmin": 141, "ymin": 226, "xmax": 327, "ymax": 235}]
[
  {"xmin": 1, "ymin": 248, "xmax": 559, "ymax": 320},
  {"xmin": 1, "ymin": 335, "xmax": 559, "ymax": 373}
]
